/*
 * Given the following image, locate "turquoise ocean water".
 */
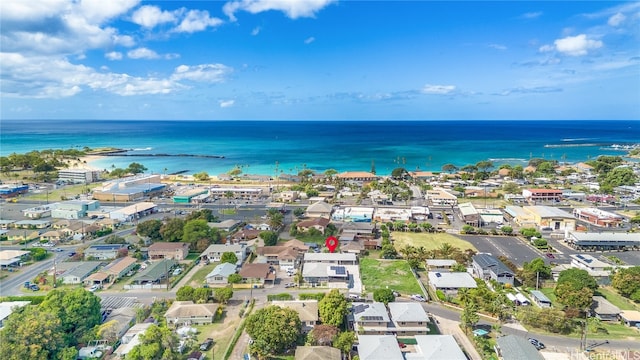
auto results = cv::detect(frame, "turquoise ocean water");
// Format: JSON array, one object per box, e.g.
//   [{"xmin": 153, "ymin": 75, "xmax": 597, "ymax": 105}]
[{"xmin": 1, "ymin": 120, "xmax": 638, "ymax": 176}]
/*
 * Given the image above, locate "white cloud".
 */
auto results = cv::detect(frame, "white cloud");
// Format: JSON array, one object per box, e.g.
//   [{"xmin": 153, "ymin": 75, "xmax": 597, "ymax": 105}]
[
  {"xmin": 251, "ymin": 26, "xmax": 261, "ymax": 36},
  {"xmin": 127, "ymin": 47, "xmax": 160, "ymax": 59},
  {"xmin": 422, "ymin": 84, "xmax": 456, "ymax": 95},
  {"xmin": 223, "ymin": 0, "xmax": 336, "ymax": 21},
  {"xmin": 105, "ymin": 51, "xmax": 123, "ymax": 60},
  {"xmin": 173, "ymin": 9, "xmax": 223, "ymax": 33},
  {"xmin": 489, "ymin": 44, "xmax": 507, "ymax": 50},
  {"xmin": 539, "ymin": 34, "xmax": 603, "ymax": 56},
  {"xmin": 554, "ymin": 34, "xmax": 602, "ymax": 56},
  {"xmin": 0, "ymin": 52, "xmax": 233, "ymax": 98},
  {"xmin": 608, "ymin": 12, "xmax": 626, "ymax": 27},
  {"xmin": 219, "ymin": 99, "xmax": 235, "ymax": 108},
  {"xmin": 521, "ymin": 11, "xmax": 542, "ymax": 19},
  {"xmin": 131, "ymin": 5, "xmax": 176, "ymax": 28},
  {"xmin": 114, "ymin": 35, "xmax": 135, "ymax": 47},
  {"xmin": 171, "ymin": 64, "xmax": 233, "ymax": 82},
  {"xmin": 304, "ymin": 37, "xmax": 315, "ymax": 44}
]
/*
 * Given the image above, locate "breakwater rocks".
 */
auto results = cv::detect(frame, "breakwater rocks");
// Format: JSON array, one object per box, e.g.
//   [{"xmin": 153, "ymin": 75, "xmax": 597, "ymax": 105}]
[{"xmin": 91, "ymin": 148, "xmax": 225, "ymax": 158}]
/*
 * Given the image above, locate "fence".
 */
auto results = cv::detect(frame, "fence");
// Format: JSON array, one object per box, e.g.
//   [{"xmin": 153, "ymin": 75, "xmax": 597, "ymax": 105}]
[{"xmin": 124, "ymin": 284, "xmax": 167, "ymax": 290}]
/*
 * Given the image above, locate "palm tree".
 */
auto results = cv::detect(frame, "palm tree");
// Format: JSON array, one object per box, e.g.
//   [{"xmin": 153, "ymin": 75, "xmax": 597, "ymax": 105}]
[{"xmin": 438, "ymin": 242, "xmax": 455, "ymax": 259}]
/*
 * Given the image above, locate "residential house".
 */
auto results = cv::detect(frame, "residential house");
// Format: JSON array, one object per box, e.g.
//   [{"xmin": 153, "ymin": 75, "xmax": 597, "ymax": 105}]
[
  {"xmin": 164, "ymin": 301, "xmax": 219, "ymax": 326},
  {"xmin": 39, "ymin": 230, "xmax": 64, "ymax": 243},
  {"xmin": 619, "ymin": 310, "xmax": 640, "ymax": 327},
  {"xmin": 148, "ymin": 242, "xmax": 189, "ymax": 261},
  {"xmin": 0, "ymin": 301, "xmax": 30, "ymax": 329},
  {"xmin": 428, "ymin": 271, "xmax": 477, "ymax": 295},
  {"xmin": 569, "ymin": 254, "xmax": 614, "ymax": 277},
  {"xmin": 103, "ymin": 307, "xmax": 138, "ymax": 341},
  {"xmin": 208, "ymin": 219, "xmax": 242, "ymax": 233},
  {"xmin": 238, "ymin": 263, "xmax": 274, "ymax": 287},
  {"xmin": 350, "ymin": 302, "xmax": 390, "ymax": 334},
  {"xmin": 131, "ymin": 259, "xmax": 176, "ymax": 285},
  {"xmin": 357, "ymin": 335, "xmax": 403, "ymax": 360},
  {"xmin": 187, "ymin": 351, "xmax": 205, "ymax": 360},
  {"xmin": 425, "ymin": 259, "xmax": 457, "ymax": 272},
  {"xmin": 85, "ymin": 256, "xmax": 137, "ymax": 286},
  {"xmin": 529, "ymin": 290, "xmax": 552, "ymax": 308},
  {"xmin": 302, "ymin": 252, "xmax": 362, "ymax": 294},
  {"xmin": 405, "ymin": 335, "xmax": 467, "ymax": 360},
  {"xmin": 5, "ymin": 230, "xmax": 40, "ymax": 243},
  {"xmin": 61, "ymin": 261, "xmax": 102, "ymax": 285},
  {"xmin": 296, "ymin": 217, "xmax": 331, "ymax": 233},
  {"xmin": 272, "ymin": 300, "xmax": 319, "ymax": 333},
  {"xmin": 388, "ymin": 302, "xmax": 430, "ymax": 336},
  {"xmin": 591, "ymin": 296, "xmax": 621, "ymax": 321},
  {"xmin": 232, "ymin": 228, "xmax": 261, "ymax": 242},
  {"xmin": 305, "ymin": 201, "xmax": 333, "ymax": 218},
  {"xmin": 494, "ymin": 335, "xmax": 544, "ymax": 360},
  {"xmin": 85, "ymin": 244, "xmax": 127, "ymax": 260},
  {"xmin": 200, "ymin": 243, "xmax": 247, "ymax": 265},
  {"xmin": 472, "ymin": 254, "xmax": 515, "ymax": 286},
  {"xmin": 14, "ymin": 220, "xmax": 50, "ymax": 229},
  {"xmin": 114, "ymin": 322, "xmax": 153, "ymax": 357},
  {"xmin": 336, "ymin": 171, "xmax": 378, "ymax": 184},
  {"xmin": 205, "ymin": 262, "xmax": 237, "ymax": 285},
  {"xmin": 0, "ymin": 250, "xmax": 30, "ymax": 268},
  {"xmin": 256, "ymin": 246, "xmax": 300, "ymax": 270},
  {"xmin": 303, "ymin": 252, "xmax": 358, "ymax": 265},
  {"xmin": 295, "ymin": 346, "xmax": 341, "ymax": 360}
]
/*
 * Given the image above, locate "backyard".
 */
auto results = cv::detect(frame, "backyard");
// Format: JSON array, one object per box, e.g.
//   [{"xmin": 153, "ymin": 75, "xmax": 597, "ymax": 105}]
[
  {"xmin": 391, "ymin": 231, "xmax": 477, "ymax": 252},
  {"xmin": 360, "ymin": 257, "xmax": 422, "ymax": 295}
]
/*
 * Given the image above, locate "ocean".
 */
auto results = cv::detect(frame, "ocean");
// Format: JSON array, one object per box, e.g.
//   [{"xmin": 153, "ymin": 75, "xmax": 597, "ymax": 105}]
[{"xmin": 1, "ymin": 120, "xmax": 638, "ymax": 177}]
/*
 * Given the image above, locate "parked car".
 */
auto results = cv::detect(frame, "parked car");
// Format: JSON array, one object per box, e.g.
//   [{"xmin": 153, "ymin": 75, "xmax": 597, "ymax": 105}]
[
  {"xmin": 200, "ymin": 338, "xmax": 214, "ymax": 351},
  {"xmin": 410, "ymin": 294, "xmax": 426, "ymax": 302},
  {"xmin": 172, "ymin": 268, "xmax": 182, "ymax": 276},
  {"xmin": 89, "ymin": 284, "xmax": 101, "ymax": 292},
  {"xmin": 30, "ymin": 284, "xmax": 40, "ymax": 291},
  {"xmin": 528, "ymin": 338, "xmax": 545, "ymax": 350}
]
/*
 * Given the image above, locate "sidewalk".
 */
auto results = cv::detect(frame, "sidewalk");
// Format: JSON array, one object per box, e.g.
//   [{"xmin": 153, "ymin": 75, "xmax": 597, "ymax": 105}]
[{"xmin": 434, "ymin": 315, "xmax": 483, "ymax": 360}]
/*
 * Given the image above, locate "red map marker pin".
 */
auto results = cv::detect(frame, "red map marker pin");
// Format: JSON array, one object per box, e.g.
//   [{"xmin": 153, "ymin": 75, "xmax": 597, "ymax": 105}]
[{"xmin": 325, "ymin": 236, "xmax": 338, "ymax": 253}]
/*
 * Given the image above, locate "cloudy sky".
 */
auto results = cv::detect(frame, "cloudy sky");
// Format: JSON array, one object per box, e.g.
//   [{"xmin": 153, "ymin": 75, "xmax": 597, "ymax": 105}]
[{"xmin": 1, "ymin": 0, "xmax": 639, "ymax": 120}]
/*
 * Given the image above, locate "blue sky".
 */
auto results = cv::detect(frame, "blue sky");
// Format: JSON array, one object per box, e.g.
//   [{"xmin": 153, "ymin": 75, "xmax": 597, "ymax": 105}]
[{"xmin": 1, "ymin": 0, "xmax": 639, "ymax": 120}]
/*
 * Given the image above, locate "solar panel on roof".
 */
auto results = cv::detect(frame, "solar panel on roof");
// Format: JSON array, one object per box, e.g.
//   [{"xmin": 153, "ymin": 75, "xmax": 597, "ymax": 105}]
[{"xmin": 330, "ymin": 266, "xmax": 346, "ymax": 275}]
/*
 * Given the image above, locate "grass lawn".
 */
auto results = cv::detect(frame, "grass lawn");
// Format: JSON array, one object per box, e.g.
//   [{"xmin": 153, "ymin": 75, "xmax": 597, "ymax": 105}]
[
  {"xmin": 391, "ymin": 232, "xmax": 477, "ymax": 252},
  {"xmin": 596, "ymin": 286, "xmax": 640, "ymax": 311},
  {"xmin": 187, "ymin": 262, "xmax": 220, "ymax": 287},
  {"xmin": 192, "ymin": 312, "xmax": 241, "ymax": 360},
  {"xmin": 588, "ymin": 322, "xmax": 640, "ymax": 340},
  {"xmin": 538, "ymin": 287, "xmax": 558, "ymax": 305},
  {"xmin": 360, "ymin": 258, "xmax": 422, "ymax": 295}
]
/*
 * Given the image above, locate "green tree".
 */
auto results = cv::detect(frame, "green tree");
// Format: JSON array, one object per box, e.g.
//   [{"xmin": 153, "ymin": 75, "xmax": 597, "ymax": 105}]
[
  {"xmin": 160, "ymin": 218, "xmax": 185, "ymax": 242},
  {"xmin": 260, "ymin": 230, "xmax": 278, "ymax": 246},
  {"xmin": 318, "ymin": 289, "xmax": 349, "ymax": 327},
  {"xmin": 193, "ymin": 287, "xmax": 213, "ymax": 303},
  {"xmin": 293, "ymin": 207, "xmax": 305, "ymax": 218},
  {"xmin": 520, "ymin": 258, "xmax": 552, "ymax": 287},
  {"xmin": 381, "ymin": 244, "xmax": 397, "ymax": 259},
  {"xmin": 214, "ymin": 287, "xmax": 233, "ymax": 304},
  {"xmin": 599, "ymin": 167, "xmax": 638, "ymax": 193},
  {"xmin": 0, "ymin": 307, "xmax": 66, "ymax": 360},
  {"xmin": 391, "ymin": 167, "xmax": 409, "ymax": 180},
  {"xmin": 193, "ymin": 171, "xmax": 210, "ymax": 181},
  {"xmin": 245, "ymin": 305, "xmax": 301, "ymax": 359},
  {"xmin": 442, "ymin": 163, "xmax": 458, "ymax": 174},
  {"xmin": 555, "ymin": 283, "xmax": 594, "ymax": 311},
  {"xmin": 373, "ymin": 288, "xmax": 395, "ymax": 304},
  {"xmin": 611, "ymin": 266, "xmax": 640, "ymax": 300},
  {"xmin": 176, "ymin": 285, "xmax": 195, "ymax": 301},
  {"xmin": 220, "ymin": 251, "xmax": 238, "ymax": 265},
  {"xmin": 39, "ymin": 288, "xmax": 101, "ymax": 345},
  {"xmin": 182, "ymin": 219, "xmax": 214, "ymax": 247},
  {"xmin": 460, "ymin": 302, "xmax": 479, "ymax": 333},
  {"xmin": 228, "ymin": 273, "xmax": 242, "ymax": 284},
  {"xmin": 333, "ymin": 331, "xmax": 356, "ymax": 360},
  {"xmin": 127, "ymin": 324, "xmax": 179, "ymax": 360},
  {"xmin": 126, "ymin": 162, "xmax": 148, "ymax": 174},
  {"xmin": 136, "ymin": 219, "xmax": 163, "ymax": 241},
  {"xmin": 556, "ymin": 268, "xmax": 598, "ymax": 292}
]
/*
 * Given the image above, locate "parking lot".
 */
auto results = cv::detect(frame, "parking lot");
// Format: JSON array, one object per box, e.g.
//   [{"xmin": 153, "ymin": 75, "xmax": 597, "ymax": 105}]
[{"xmin": 457, "ymin": 234, "xmax": 544, "ymax": 267}]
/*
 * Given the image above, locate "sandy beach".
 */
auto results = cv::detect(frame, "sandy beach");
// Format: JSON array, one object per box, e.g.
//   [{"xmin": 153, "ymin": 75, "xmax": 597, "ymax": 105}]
[{"xmin": 77, "ymin": 155, "xmax": 105, "ymax": 171}]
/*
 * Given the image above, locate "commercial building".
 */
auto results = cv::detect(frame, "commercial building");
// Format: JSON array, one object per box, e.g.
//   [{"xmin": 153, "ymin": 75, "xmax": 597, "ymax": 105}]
[
  {"xmin": 522, "ymin": 188, "xmax": 563, "ymax": 204},
  {"xmin": 425, "ymin": 188, "xmax": 458, "ymax": 206},
  {"xmin": 573, "ymin": 207, "xmax": 625, "ymax": 228},
  {"xmin": 92, "ymin": 174, "xmax": 165, "ymax": 202},
  {"xmin": 564, "ymin": 232, "xmax": 640, "ymax": 251},
  {"xmin": 51, "ymin": 200, "xmax": 100, "ymax": 219},
  {"xmin": 0, "ymin": 184, "xmax": 29, "ymax": 199},
  {"xmin": 109, "ymin": 202, "xmax": 157, "ymax": 222},
  {"xmin": 58, "ymin": 169, "xmax": 102, "ymax": 184}
]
